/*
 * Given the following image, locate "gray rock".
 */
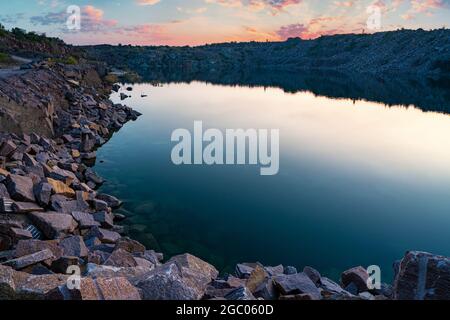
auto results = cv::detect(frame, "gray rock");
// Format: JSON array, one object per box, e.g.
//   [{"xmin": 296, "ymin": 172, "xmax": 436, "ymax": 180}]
[
  {"xmin": 303, "ymin": 266, "xmax": 321, "ymax": 285},
  {"xmin": 5, "ymin": 174, "xmax": 36, "ymax": 202},
  {"xmin": 12, "ymin": 201, "xmax": 44, "ymax": 213},
  {"xmin": 29, "ymin": 212, "xmax": 78, "ymax": 239},
  {"xmin": 135, "ymin": 254, "xmax": 218, "ymax": 300},
  {"xmin": 264, "ymin": 264, "xmax": 284, "ymax": 276},
  {"xmin": 115, "ymin": 237, "xmax": 146, "ymax": 254},
  {"xmin": 273, "ymin": 272, "xmax": 321, "ymax": 299},
  {"xmin": 0, "ymin": 140, "xmax": 17, "ymax": 157},
  {"xmin": 393, "ymin": 251, "xmax": 450, "ymax": 300},
  {"xmin": 283, "ymin": 266, "xmax": 297, "ymax": 275},
  {"xmin": 34, "ymin": 182, "xmax": 53, "ymax": 206},
  {"xmin": 341, "ymin": 266, "xmax": 369, "ymax": 293},
  {"xmin": 14, "ymin": 239, "xmax": 63, "ymax": 261},
  {"xmin": 104, "ymin": 248, "xmax": 138, "ymax": 268},
  {"xmin": 71, "ymin": 211, "xmax": 100, "ymax": 229},
  {"xmin": 0, "ymin": 265, "xmax": 68, "ymax": 299},
  {"xmin": 50, "ymin": 256, "xmax": 81, "ymax": 274},
  {"xmin": 93, "ymin": 199, "xmax": 108, "ymax": 211},
  {"xmin": 85, "ymin": 227, "xmax": 120, "ymax": 244},
  {"xmin": 224, "ymin": 287, "xmax": 256, "ymax": 300},
  {"xmin": 96, "ymin": 193, "xmax": 122, "ymax": 208},
  {"xmin": 2, "ymin": 249, "xmax": 54, "ymax": 270},
  {"xmin": 320, "ymin": 277, "xmax": 353, "ymax": 298},
  {"xmin": 93, "ymin": 211, "xmax": 114, "ymax": 229},
  {"xmin": 59, "ymin": 236, "xmax": 89, "ymax": 258},
  {"xmin": 235, "ymin": 263, "xmax": 256, "ymax": 279}
]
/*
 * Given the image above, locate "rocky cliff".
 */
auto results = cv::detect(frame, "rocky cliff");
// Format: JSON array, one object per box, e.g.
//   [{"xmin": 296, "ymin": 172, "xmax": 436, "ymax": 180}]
[{"xmin": 84, "ymin": 29, "xmax": 450, "ymax": 78}]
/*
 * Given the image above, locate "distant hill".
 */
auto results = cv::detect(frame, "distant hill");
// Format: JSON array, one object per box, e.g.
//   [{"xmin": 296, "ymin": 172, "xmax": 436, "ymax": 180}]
[{"xmin": 84, "ymin": 29, "xmax": 450, "ymax": 78}]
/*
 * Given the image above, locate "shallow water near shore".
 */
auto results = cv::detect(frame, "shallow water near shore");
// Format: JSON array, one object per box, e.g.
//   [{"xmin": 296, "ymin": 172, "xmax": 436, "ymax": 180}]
[{"xmin": 96, "ymin": 80, "xmax": 450, "ymax": 282}]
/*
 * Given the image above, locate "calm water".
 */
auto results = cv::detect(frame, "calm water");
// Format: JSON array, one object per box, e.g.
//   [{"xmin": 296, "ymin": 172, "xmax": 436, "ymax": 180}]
[{"xmin": 96, "ymin": 81, "xmax": 450, "ymax": 282}]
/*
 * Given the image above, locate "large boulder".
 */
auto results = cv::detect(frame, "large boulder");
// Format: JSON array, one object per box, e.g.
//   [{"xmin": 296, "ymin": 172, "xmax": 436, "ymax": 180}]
[
  {"xmin": 393, "ymin": 251, "xmax": 450, "ymax": 300},
  {"xmin": 341, "ymin": 266, "xmax": 369, "ymax": 293},
  {"xmin": 85, "ymin": 227, "xmax": 121, "ymax": 244},
  {"xmin": 2, "ymin": 249, "xmax": 54, "ymax": 270},
  {"xmin": 103, "ymin": 249, "xmax": 138, "ymax": 268},
  {"xmin": 29, "ymin": 212, "xmax": 78, "ymax": 239},
  {"xmin": 5, "ymin": 174, "xmax": 35, "ymax": 202},
  {"xmin": 59, "ymin": 236, "xmax": 89, "ymax": 258},
  {"xmin": 96, "ymin": 193, "xmax": 122, "ymax": 208},
  {"xmin": 15, "ymin": 239, "xmax": 63, "ymax": 262},
  {"xmin": 0, "ymin": 265, "xmax": 68, "ymax": 300},
  {"xmin": 134, "ymin": 254, "xmax": 218, "ymax": 300},
  {"xmin": 273, "ymin": 272, "xmax": 321, "ymax": 300},
  {"xmin": 52, "ymin": 277, "xmax": 141, "ymax": 300}
]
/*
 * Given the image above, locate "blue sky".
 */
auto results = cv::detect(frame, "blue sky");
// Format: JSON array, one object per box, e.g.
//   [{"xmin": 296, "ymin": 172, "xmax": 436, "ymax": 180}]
[{"xmin": 0, "ymin": 0, "xmax": 448, "ymax": 45}]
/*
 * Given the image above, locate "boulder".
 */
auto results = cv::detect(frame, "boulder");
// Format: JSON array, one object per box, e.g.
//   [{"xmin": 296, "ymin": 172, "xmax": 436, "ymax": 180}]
[
  {"xmin": 5, "ymin": 174, "xmax": 36, "ymax": 202},
  {"xmin": 224, "ymin": 287, "xmax": 256, "ymax": 300},
  {"xmin": 283, "ymin": 266, "xmax": 297, "ymax": 275},
  {"xmin": 12, "ymin": 201, "xmax": 44, "ymax": 213},
  {"xmin": 0, "ymin": 265, "xmax": 68, "ymax": 300},
  {"xmin": 47, "ymin": 178, "xmax": 75, "ymax": 198},
  {"xmin": 115, "ymin": 237, "xmax": 146, "ymax": 254},
  {"xmin": 34, "ymin": 182, "xmax": 53, "ymax": 206},
  {"xmin": 273, "ymin": 272, "xmax": 321, "ymax": 300},
  {"xmin": 85, "ymin": 263, "xmax": 152, "ymax": 280},
  {"xmin": 135, "ymin": 254, "xmax": 218, "ymax": 300},
  {"xmin": 71, "ymin": 211, "xmax": 100, "ymax": 229},
  {"xmin": 29, "ymin": 212, "xmax": 78, "ymax": 239},
  {"xmin": 320, "ymin": 277, "xmax": 353, "ymax": 299},
  {"xmin": 0, "ymin": 223, "xmax": 33, "ymax": 250},
  {"xmin": 96, "ymin": 193, "xmax": 122, "ymax": 208},
  {"xmin": 0, "ymin": 140, "xmax": 17, "ymax": 157},
  {"xmin": 50, "ymin": 256, "xmax": 81, "ymax": 274},
  {"xmin": 393, "ymin": 251, "xmax": 450, "ymax": 300},
  {"xmin": 104, "ymin": 249, "xmax": 138, "ymax": 268},
  {"xmin": 264, "ymin": 265, "xmax": 284, "ymax": 276},
  {"xmin": 303, "ymin": 266, "xmax": 322, "ymax": 285},
  {"xmin": 0, "ymin": 184, "xmax": 10, "ymax": 198},
  {"xmin": 93, "ymin": 211, "xmax": 114, "ymax": 229},
  {"xmin": 235, "ymin": 263, "xmax": 256, "ymax": 279},
  {"xmin": 48, "ymin": 167, "xmax": 77, "ymax": 185},
  {"xmin": 59, "ymin": 236, "xmax": 89, "ymax": 258},
  {"xmin": 55, "ymin": 277, "xmax": 141, "ymax": 300},
  {"xmin": 341, "ymin": 266, "xmax": 369, "ymax": 293},
  {"xmin": 2, "ymin": 249, "xmax": 54, "ymax": 270},
  {"xmin": 93, "ymin": 199, "xmax": 108, "ymax": 212},
  {"xmin": 14, "ymin": 239, "xmax": 63, "ymax": 262},
  {"xmin": 246, "ymin": 265, "xmax": 269, "ymax": 293},
  {"xmin": 85, "ymin": 227, "xmax": 121, "ymax": 244}
]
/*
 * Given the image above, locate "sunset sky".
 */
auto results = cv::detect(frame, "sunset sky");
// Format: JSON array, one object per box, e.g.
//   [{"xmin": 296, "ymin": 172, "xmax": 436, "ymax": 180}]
[{"xmin": 0, "ymin": 0, "xmax": 448, "ymax": 46}]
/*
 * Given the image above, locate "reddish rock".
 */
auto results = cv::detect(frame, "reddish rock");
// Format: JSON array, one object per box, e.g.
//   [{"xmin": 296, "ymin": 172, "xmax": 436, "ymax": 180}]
[{"xmin": 29, "ymin": 211, "xmax": 78, "ymax": 239}]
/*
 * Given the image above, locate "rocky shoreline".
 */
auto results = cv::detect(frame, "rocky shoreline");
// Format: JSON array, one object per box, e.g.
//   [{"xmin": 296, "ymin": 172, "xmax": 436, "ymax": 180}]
[{"xmin": 0, "ymin": 57, "xmax": 449, "ymax": 300}]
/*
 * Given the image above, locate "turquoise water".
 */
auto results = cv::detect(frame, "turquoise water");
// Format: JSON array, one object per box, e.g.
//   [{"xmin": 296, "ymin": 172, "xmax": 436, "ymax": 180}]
[{"xmin": 96, "ymin": 81, "xmax": 450, "ymax": 281}]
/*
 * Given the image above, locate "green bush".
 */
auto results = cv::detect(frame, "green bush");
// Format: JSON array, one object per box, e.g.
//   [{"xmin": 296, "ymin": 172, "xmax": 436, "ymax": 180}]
[
  {"xmin": 65, "ymin": 56, "xmax": 78, "ymax": 65},
  {"xmin": 0, "ymin": 52, "xmax": 12, "ymax": 64}
]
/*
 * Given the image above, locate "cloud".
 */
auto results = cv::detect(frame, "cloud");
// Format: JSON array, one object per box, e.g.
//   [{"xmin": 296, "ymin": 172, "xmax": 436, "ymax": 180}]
[
  {"xmin": 30, "ymin": 5, "xmax": 117, "ymax": 32},
  {"xmin": 136, "ymin": 0, "xmax": 161, "ymax": 5},
  {"xmin": 205, "ymin": 0, "xmax": 302, "ymax": 12},
  {"xmin": 401, "ymin": 0, "xmax": 448, "ymax": 20}
]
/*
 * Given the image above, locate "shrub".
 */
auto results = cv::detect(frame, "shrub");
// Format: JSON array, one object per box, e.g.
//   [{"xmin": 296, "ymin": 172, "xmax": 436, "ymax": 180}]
[
  {"xmin": 104, "ymin": 73, "xmax": 119, "ymax": 84},
  {"xmin": 0, "ymin": 52, "xmax": 12, "ymax": 64},
  {"xmin": 65, "ymin": 56, "xmax": 78, "ymax": 65}
]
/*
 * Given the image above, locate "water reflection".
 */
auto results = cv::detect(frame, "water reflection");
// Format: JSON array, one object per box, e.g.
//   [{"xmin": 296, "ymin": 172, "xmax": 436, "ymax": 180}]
[
  {"xmin": 142, "ymin": 69, "xmax": 450, "ymax": 114},
  {"xmin": 96, "ymin": 77, "xmax": 450, "ymax": 282}
]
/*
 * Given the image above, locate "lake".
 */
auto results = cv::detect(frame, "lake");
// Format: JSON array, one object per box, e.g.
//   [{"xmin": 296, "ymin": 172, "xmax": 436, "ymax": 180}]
[{"xmin": 96, "ymin": 77, "xmax": 450, "ymax": 282}]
